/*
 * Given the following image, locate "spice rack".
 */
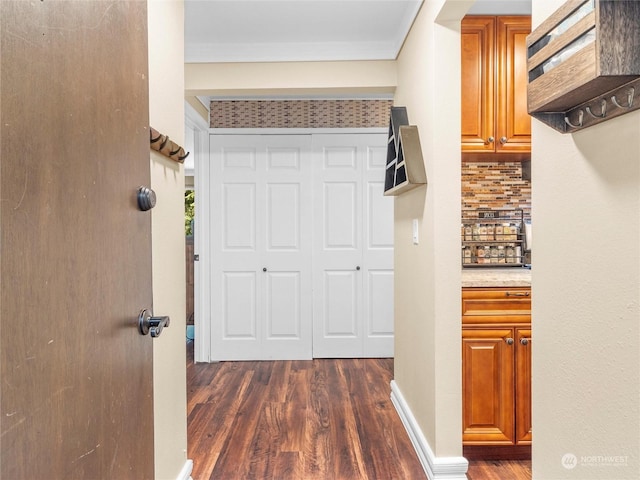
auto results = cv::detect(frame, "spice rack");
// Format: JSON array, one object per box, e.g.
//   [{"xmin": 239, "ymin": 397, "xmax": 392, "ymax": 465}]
[{"xmin": 462, "ymin": 209, "xmax": 526, "ymax": 267}]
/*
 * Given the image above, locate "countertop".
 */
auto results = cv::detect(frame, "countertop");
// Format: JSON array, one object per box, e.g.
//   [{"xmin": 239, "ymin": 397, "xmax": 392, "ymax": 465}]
[{"xmin": 462, "ymin": 267, "xmax": 531, "ymax": 288}]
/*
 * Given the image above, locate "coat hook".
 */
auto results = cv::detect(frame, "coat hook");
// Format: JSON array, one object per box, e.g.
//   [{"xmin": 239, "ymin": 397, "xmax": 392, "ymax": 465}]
[
  {"xmin": 564, "ymin": 109, "xmax": 584, "ymax": 129},
  {"xmin": 586, "ymin": 99, "xmax": 607, "ymax": 119},
  {"xmin": 150, "ymin": 131, "xmax": 163, "ymax": 143},
  {"xmin": 178, "ymin": 151, "xmax": 190, "ymax": 161},
  {"xmin": 159, "ymin": 135, "xmax": 169, "ymax": 149},
  {"xmin": 611, "ymin": 87, "xmax": 635, "ymax": 109},
  {"xmin": 169, "ymin": 146, "xmax": 182, "ymax": 156}
]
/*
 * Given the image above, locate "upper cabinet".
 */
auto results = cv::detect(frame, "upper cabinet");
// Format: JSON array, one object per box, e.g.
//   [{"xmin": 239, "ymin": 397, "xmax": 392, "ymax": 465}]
[{"xmin": 462, "ymin": 16, "xmax": 532, "ymax": 161}]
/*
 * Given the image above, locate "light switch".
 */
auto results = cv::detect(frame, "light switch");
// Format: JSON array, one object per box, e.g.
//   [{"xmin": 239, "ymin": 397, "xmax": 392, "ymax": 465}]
[{"xmin": 412, "ymin": 219, "xmax": 419, "ymax": 245}]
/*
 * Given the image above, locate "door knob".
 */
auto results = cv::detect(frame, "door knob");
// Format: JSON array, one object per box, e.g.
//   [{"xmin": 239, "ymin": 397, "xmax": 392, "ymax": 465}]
[
  {"xmin": 356, "ymin": 266, "xmax": 361, "ymax": 271},
  {"xmin": 138, "ymin": 309, "xmax": 170, "ymax": 338},
  {"xmin": 137, "ymin": 186, "xmax": 156, "ymax": 211}
]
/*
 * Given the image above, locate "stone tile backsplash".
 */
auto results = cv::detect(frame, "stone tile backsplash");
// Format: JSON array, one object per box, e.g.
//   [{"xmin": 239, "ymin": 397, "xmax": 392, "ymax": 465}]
[
  {"xmin": 210, "ymin": 99, "xmax": 393, "ymax": 129},
  {"xmin": 462, "ymin": 162, "xmax": 531, "ymax": 218}
]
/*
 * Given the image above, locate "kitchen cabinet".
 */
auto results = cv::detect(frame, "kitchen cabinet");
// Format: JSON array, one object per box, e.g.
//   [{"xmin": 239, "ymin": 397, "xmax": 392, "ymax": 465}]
[
  {"xmin": 461, "ymin": 16, "xmax": 531, "ymax": 161},
  {"xmin": 462, "ymin": 287, "xmax": 531, "ymax": 459}
]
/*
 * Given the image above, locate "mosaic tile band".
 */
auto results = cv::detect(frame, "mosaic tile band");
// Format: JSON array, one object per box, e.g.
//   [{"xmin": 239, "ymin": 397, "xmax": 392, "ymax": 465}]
[{"xmin": 210, "ymin": 100, "xmax": 393, "ymax": 129}]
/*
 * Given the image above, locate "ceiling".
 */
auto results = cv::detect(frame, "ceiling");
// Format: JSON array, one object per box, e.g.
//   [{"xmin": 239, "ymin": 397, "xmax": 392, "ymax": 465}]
[
  {"xmin": 184, "ymin": 1, "xmax": 531, "ymax": 64},
  {"xmin": 184, "ymin": 0, "xmax": 424, "ymax": 63}
]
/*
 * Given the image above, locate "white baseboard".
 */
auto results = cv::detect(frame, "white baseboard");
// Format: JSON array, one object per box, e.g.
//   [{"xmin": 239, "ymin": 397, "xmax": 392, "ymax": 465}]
[
  {"xmin": 390, "ymin": 380, "xmax": 469, "ymax": 480},
  {"xmin": 176, "ymin": 459, "xmax": 193, "ymax": 480}
]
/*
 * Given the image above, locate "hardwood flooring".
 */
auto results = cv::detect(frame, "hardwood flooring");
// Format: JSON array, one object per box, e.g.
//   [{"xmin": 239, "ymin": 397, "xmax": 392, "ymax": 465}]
[
  {"xmin": 187, "ymin": 342, "xmax": 531, "ymax": 480},
  {"xmin": 187, "ymin": 343, "xmax": 426, "ymax": 480}
]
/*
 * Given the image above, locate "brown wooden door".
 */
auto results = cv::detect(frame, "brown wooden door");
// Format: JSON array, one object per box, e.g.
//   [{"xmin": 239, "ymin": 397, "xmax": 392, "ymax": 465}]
[
  {"xmin": 1, "ymin": 2, "xmax": 153, "ymax": 479},
  {"xmin": 462, "ymin": 328, "xmax": 515, "ymax": 445},
  {"xmin": 515, "ymin": 328, "xmax": 532, "ymax": 444},
  {"xmin": 461, "ymin": 16, "xmax": 496, "ymax": 154},
  {"xmin": 496, "ymin": 16, "xmax": 532, "ymax": 154}
]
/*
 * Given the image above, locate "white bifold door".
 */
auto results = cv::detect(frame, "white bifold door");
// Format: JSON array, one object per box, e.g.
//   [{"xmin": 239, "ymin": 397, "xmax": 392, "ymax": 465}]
[
  {"xmin": 209, "ymin": 135, "xmax": 313, "ymax": 360},
  {"xmin": 312, "ymin": 134, "xmax": 394, "ymax": 357},
  {"xmin": 207, "ymin": 133, "xmax": 393, "ymax": 361}
]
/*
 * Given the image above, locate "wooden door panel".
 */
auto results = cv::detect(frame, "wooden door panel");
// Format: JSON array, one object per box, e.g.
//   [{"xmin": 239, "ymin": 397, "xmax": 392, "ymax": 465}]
[
  {"xmin": 516, "ymin": 328, "xmax": 533, "ymax": 444},
  {"xmin": 1, "ymin": 1, "xmax": 153, "ymax": 479},
  {"xmin": 462, "ymin": 328, "xmax": 515, "ymax": 444},
  {"xmin": 461, "ymin": 16, "xmax": 495, "ymax": 153},
  {"xmin": 496, "ymin": 16, "xmax": 532, "ymax": 153}
]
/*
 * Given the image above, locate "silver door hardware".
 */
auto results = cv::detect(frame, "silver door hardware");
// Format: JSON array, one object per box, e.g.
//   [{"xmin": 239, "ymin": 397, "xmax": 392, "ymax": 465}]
[{"xmin": 138, "ymin": 309, "xmax": 170, "ymax": 338}]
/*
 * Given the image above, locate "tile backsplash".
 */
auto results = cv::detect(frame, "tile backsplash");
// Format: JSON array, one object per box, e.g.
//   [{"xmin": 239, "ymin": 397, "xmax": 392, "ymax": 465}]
[
  {"xmin": 210, "ymin": 99, "xmax": 393, "ymax": 129},
  {"xmin": 462, "ymin": 162, "xmax": 531, "ymax": 218}
]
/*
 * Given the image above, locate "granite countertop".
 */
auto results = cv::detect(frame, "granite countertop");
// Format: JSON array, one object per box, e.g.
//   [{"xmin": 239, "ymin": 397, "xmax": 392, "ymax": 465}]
[{"xmin": 462, "ymin": 267, "xmax": 531, "ymax": 288}]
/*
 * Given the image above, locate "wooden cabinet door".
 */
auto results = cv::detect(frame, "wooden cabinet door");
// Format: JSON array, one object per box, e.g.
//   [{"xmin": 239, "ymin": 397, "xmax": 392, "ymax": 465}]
[
  {"xmin": 496, "ymin": 16, "xmax": 532, "ymax": 154},
  {"xmin": 461, "ymin": 16, "xmax": 495, "ymax": 154},
  {"xmin": 462, "ymin": 328, "xmax": 515, "ymax": 444},
  {"xmin": 515, "ymin": 328, "xmax": 533, "ymax": 444}
]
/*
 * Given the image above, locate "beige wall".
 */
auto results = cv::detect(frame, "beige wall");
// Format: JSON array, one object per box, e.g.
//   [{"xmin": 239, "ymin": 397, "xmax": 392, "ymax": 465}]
[
  {"xmin": 531, "ymin": 1, "xmax": 640, "ymax": 478},
  {"xmin": 185, "ymin": 60, "xmax": 397, "ymax": 97},
  {"xmin": 148, "ymin": 1, "xmax": 189, "ymax": 479},
  {"xmin": 392, "ymin": 0, "xmax": 471, "ymax": 457}
]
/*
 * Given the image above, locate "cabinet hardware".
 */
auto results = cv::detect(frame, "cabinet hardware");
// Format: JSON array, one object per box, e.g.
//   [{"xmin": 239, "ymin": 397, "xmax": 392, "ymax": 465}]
[
  {"xmin": 506, "ymin": 291, "xmax": 530, "ymax": 297},
  {"xmin": 486, "ymin": 136, "xmax": 495, "ymax": 144},
  {"xmin": 499, "ymin": 136, "xmax": 507, "ymax": 144},
  {"xmin": 521, "ymin": 338, "xmax": 530, "ymax": 346},
  {"xmin": 505, "ymin": 337, "xmax": 514, "ymax": 345},
  {"xmin": 263, "ymin": 267, "xmax": 267, "ymax": 272}
]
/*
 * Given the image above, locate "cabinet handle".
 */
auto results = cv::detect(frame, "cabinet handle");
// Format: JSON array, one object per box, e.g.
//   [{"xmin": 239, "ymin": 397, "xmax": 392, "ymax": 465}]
[
  {"xmin": 499, "ymin": 136, "xmax": 508, "ymax": 144},
  {"xmin": 521, "ymin": 338, "xmax": 530, "ymax": 346},
  {"xmin": 486, "ymin": 136, "xmax": 495, "ymax": 144},
  {"xmin": 505, "ymin": 337, "xmax": 514, "ymax": 345},
  {"xmin": 506, "ymin": 291, "xmax": 530, "ymax": 297}
]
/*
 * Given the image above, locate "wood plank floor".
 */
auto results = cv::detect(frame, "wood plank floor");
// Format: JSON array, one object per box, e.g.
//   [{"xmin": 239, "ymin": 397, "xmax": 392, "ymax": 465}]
[{"xmin": 187, "ymin": 342, "xmax": 531, "ymax": 480}]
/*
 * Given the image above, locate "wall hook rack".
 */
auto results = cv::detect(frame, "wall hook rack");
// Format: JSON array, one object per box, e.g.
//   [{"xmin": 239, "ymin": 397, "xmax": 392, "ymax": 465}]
[
  {"xmin": 534, "ymin": 77, "xmax": 640, "ymax": 134},
  {"xmin": 149, "ymin": 127, "xmax": 189, "ymax": 163}
]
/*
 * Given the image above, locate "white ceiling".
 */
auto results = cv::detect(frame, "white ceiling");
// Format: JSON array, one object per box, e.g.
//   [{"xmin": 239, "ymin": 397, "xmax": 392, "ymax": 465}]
[
  {"xmin": 184, "ymin": 0, "xmax": 424, "ymax": 63},
  {"xmin": 184, "ymin": 1, "xmax": 531, "ymax": 64}
]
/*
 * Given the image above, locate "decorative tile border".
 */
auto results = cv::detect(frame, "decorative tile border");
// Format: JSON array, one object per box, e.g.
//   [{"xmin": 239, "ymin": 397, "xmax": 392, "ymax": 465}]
[{"xmin": 210, "ymin": 99, "xmax": 393, "ymax": 128}]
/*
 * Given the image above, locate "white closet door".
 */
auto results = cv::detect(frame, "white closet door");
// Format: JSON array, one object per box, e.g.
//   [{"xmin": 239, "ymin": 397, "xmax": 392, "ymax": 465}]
[
  {"xmin": 312, "ymin": 133, "xmax": 393, "ymax": 358},
  {"xmin": 209, "ymin": 135, "xmax": 312, "ymax": 360}
]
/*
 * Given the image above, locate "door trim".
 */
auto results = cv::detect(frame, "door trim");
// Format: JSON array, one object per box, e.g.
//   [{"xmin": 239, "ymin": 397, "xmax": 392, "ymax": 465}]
[{"xmin": 186, "ymin": 102, "xmax": 212, "ymax": 362}]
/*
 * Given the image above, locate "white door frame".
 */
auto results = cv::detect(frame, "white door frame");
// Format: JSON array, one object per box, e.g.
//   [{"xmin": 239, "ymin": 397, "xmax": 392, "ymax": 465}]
[
  {"xmin": 185, "ymin": 102, "xmax": 211, "ymax": 362},
  {"xmin": 195, "ymin": 127, "xmax": 386, "ymax": 362}
]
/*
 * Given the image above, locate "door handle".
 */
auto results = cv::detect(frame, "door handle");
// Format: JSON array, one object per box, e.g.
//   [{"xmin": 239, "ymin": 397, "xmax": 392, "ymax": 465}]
[
  {"xmin": 137, "ymin": 186, "xmax": 156, "ymax": 211},
  {"xmin": 138, "ymin": 309, "xmax": 170, "ymax": 338}
]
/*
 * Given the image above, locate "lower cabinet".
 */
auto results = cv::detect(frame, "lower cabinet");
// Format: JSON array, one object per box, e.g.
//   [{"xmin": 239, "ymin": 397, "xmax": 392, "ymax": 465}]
[{"xmin": 462, "ymin": 287, "xmax": 532, "ymax": 456}]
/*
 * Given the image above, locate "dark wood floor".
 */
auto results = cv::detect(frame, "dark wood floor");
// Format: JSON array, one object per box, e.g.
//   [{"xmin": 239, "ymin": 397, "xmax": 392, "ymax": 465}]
[{"xmin": 187, "ymin": 342, "xmax": 531, "ymax": 480}]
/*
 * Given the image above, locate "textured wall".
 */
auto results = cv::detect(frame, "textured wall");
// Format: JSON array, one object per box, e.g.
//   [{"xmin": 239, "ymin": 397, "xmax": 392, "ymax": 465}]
[{"xmin": 210, "ymin": 99, "xmax": 393, "ymax": 128}]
